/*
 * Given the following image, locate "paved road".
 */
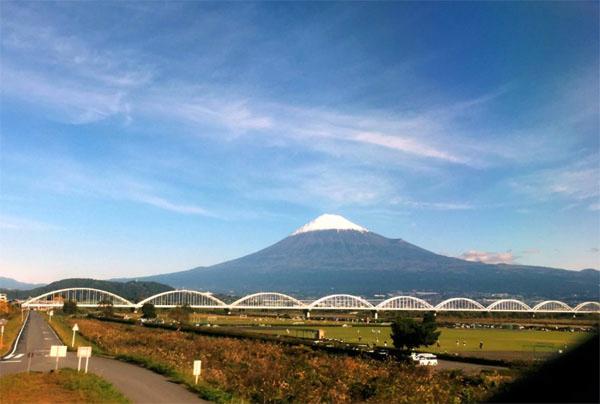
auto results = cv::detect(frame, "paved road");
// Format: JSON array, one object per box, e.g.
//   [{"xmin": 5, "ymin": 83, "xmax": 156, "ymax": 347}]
[
  {"xmin": 436, "ymin": 358, "xmax": 506, "ymax": 373},
  {"xmin": 0, "ymin": 311, "xmax": 205, "ymax": 403}
]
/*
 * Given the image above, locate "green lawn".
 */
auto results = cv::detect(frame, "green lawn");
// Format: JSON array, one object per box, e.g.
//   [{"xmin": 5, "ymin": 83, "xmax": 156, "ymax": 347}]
[{"xmin": 243, "ymin": 325, "xmax": 590, "ymax": 353}]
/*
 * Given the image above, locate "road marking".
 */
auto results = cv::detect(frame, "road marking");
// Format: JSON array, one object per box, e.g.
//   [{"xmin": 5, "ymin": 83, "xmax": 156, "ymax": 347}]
[
  {"xmin": 13, "ymin": 354, "xmax": 24, "ymax": 359},
  {"xmin": 44, "ymin": 337, "xmax": 51, "ymax": 340},
  {"xmin": 4, "ymin": 354, "xmax": 14, "ymax": 359},
  {"xmin": 1, "ymin": 360, "xmax": 22, "ymax": 363}
]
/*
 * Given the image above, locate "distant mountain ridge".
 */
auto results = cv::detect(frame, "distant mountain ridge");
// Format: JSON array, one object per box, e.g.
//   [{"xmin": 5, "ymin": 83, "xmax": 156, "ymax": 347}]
[
  {"xmin": 0, "ymin": 276, "xmax": 45, "ymax": 290},
  {"xmin": 119, "ymin": 214, "xmax": 600, "ymax": 301},
  {"xmin": 1, "ymin": 278, "xmax": 173, "ymax": 302}
]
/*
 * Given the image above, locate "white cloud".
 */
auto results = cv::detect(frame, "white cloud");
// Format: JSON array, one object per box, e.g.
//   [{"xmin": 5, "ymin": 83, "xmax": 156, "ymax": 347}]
[{"xmin": 459, "ymin": 250, "xmax": 516, "ymax": 265}]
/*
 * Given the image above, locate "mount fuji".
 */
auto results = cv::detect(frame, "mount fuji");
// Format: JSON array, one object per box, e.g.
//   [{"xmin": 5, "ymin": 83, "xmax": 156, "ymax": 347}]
[{"xmin": 122, "ymin": 214, "xmax": 599, "ymax": 300}]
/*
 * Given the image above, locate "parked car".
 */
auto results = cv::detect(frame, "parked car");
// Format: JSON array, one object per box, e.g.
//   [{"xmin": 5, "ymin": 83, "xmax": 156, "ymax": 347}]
[{"xmin": 410, "ymin": 352, "xmax": 438, "ymax": 366}]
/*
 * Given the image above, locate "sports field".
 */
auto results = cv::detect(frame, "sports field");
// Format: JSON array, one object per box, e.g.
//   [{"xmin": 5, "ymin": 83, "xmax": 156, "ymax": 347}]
[{"xmin": 243, "ymin": 325, "xmax": 590, "ymax": 353}]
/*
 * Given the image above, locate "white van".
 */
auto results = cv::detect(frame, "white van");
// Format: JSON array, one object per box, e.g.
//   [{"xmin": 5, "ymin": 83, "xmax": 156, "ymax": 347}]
[{"xmin": 410, "ymin": 352, "xmax": 438, "ymax": 366}]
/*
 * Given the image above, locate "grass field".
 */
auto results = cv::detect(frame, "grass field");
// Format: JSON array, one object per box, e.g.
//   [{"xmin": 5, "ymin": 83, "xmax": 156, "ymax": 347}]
[
  {"xmin": 242, "ymin": 325, "xmax": 590, "ymax": 353},
  {"xmin": 184, "ymin": 311, "xmax": 599, "ymax": 327},
  {"xmin": 0, "ymin": 369, "xmax": 129, "ymax": 403}
]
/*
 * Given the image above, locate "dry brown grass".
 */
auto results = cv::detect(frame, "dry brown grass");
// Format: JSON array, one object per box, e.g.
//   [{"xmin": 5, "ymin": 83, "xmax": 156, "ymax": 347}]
[
  {"xmin": 0, "ymin": 307, "xmax": 24, "ymax": 356},
  {"xmin": 0, "ymin": 369, "xmax": 129, "ymax": 404},
  {"xmin": 68, "ymin": 317, "xmax": 512, "ymax": 403}
]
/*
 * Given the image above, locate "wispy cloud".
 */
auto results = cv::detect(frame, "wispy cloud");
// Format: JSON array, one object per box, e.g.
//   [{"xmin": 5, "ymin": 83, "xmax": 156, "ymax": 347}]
[
  {"xmin": 351, "ymin": 131, "xmax": 465, "ymax": 163},
  {"xmin": 510, "ymin": 157, "xmax": 599, "ymax": 203},
  {"xmin": 241, "ymin": 164, "xmax": 396, "ymax": 207},
  {"xmin": 3, "ymin": 153, "xmax": 217, "ymax": 218},
  {"xmin": 129, "ymin": 193, "xmax": 216, "ymax": 217},
  {"xmin": 0, "ymin": 214, "xmax": 59, "ymax": 231},
  {"xmin": 2, "ymin": 14, "xmax": 153, "ymax": 88},
  {"xmin": 1, "ymin": 66, "xmax": 130, "ymax": 124},
  {"xmin": 391, "ymin": 197, "xmax": 474, "ymax": 211},
  {"xmin": 1, "ymin": 1, "xmax": 598, "ymax": 218},
  {"xmin": 0, "ymin": 5, "xmax": 494, "ymax": 166},
  {"xmin": 459, "ymin": 250, "xmax": 516, "ymax": 265}
]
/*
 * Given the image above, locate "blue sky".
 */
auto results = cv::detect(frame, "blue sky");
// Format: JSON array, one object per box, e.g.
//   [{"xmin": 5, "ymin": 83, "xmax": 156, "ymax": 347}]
[{"xmin": 1, "ymin": 2, "xmax": 598, "ymax": 283}]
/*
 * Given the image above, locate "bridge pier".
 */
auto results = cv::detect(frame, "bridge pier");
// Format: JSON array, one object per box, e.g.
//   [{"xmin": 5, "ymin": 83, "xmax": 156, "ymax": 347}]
[
  {"xmin": 304, "ymin": 310, "xmax": 311, "ymax": 319},
  {"xmin": 373, "ymin": 310, "xmax": 378, "ymax": 320}
]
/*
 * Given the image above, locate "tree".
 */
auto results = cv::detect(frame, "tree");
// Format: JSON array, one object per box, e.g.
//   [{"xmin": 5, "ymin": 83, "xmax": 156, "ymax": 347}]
[
  {"xmin": 170, "ymin": 304, "xmax": 192, "ymax": 324},
  {"xmin": 390, "ymin": 312, "xmax": 440, "ymax": 352},
  {"xmin": 419, "ymin": 312, "xmax": 441, "ymax": 346},
  {"xmin": 98, "ymin": 298, "xmax": 114, "ymax": 317},
  {"xmin": 62, "ymin": 300, "xmax": 77, "ymax": 314},
  {"xmin": 141, "ymin": 303, "xmax": 157, "ymax": 319}
]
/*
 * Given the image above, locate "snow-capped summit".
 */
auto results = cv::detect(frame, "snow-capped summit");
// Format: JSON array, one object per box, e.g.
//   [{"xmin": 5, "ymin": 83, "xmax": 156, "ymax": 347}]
[{"xmin": 291, "ymin": 214, "xmax": 369, "ymax": 235}]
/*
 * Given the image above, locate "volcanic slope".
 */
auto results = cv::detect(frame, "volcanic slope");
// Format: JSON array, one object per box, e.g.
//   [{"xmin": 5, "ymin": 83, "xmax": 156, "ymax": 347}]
[{"xmin": 125, "ymin": 214, "xmax": 599, "ymax": 300}]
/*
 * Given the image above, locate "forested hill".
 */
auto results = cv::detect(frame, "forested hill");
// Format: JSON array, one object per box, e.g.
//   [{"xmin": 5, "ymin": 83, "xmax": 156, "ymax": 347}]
[{"xmin": 2, "ymin": 278, "xmax": 173, "ymax": 302}]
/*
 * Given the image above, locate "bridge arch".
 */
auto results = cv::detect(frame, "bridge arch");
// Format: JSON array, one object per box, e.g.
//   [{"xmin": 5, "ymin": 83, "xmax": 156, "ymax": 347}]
[
  {"xmin": 487, "ymin": 299, "xmax": 531, "ymax": 312},
  {"xmin": 231, "ymin": 292, "xmax": 305, "ymax": 309},
  {"xmin": 532, "ymin": 300, "xmax": 572, "ymax": 312},
  {"xmin": 573, "ymin": 301, "xmax": 600, "ymax": 313},
  {"xmin": 435, "ymin": 298, "xmax": 486, "ymax": 311},
  {"xmin": 309, "ymin": 294, "xmax": 374, "ymax": 310},
  {"xmin": 137, "ymin": 290, "xmax": 227, "ymax": 308},
  {"xmin": 376, "ymin": 296, "xmax": 433, "ymax": 310},
  {"xmin": 22, "ymin": 288, "xmax": 134, "ymax": 308}
]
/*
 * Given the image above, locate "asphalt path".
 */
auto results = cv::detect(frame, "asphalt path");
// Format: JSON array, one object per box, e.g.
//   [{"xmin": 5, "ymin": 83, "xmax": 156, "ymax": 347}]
[
  {"xmin": 0, "ymin": 311, "xmax": 206, "ymax": 403},
  {"xmin": 435, "ymin": 358, "xmax": 506, "ymax": 373}
]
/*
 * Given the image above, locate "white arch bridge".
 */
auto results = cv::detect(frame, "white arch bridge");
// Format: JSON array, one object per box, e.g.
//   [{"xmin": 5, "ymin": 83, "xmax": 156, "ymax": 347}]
[{"xmin": 21, "ymin": 288, "xmax": 600, "ymax": 314}]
